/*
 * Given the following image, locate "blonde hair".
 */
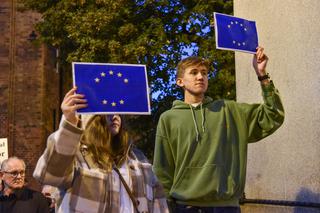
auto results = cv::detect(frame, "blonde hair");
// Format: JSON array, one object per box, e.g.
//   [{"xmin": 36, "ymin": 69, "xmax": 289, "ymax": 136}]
[
  {"xmin": 176, "ymin": 56, "xmax": 210, "ymax": 78},
  {"xmin": 81, "ymin": 115, "xmax": 129, "ymax": 172}
]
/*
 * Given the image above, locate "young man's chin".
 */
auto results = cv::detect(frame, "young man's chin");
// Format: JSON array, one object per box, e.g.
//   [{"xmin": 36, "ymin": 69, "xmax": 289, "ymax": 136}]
[{"xmin": 192, "ymin": 90, "xmax": 207, "ymax": 96}]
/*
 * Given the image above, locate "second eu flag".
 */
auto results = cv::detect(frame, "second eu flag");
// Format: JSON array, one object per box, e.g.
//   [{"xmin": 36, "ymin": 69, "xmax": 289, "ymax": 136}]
[
  {"xmin": 214, "ymin": 12, "xmax": 258, "ymax": 54},
  {"xmin": 72, "ymin": 62, "xmax": 151, "ymax": 115}
]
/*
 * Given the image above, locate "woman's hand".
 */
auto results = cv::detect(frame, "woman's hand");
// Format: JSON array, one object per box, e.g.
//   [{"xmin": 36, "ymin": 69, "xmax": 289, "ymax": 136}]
[{"xmin": 61, "ymin": 87, "xmax": 87, "ymax": 125}]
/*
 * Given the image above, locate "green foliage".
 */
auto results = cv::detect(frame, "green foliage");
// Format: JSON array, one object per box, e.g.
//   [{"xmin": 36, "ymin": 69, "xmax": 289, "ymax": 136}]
[{"xmin": 22, "ymin": 0, "xmax": 235, "ymax": 160}]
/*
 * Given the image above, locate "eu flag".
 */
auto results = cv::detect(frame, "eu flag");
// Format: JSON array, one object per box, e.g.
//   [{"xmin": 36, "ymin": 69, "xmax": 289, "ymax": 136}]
[
  {"xmin": 214, "ymin": 12, "xmax": 258, "ymax": 54},
  {"xmin": 72, "ymin": 62, "xmax": 151, "ymax": 115}
]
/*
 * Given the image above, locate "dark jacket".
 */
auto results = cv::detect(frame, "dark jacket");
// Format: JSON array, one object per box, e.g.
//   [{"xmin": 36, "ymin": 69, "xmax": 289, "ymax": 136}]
[{"xmin": 0, "ymin": 187, "xmax": 50, "ymax": 213}]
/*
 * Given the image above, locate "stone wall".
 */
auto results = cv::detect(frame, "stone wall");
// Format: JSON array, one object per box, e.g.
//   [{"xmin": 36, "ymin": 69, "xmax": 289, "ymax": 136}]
[{"xmin": 234, "ymin": 0, "xmax": 320, "ymax": 212}]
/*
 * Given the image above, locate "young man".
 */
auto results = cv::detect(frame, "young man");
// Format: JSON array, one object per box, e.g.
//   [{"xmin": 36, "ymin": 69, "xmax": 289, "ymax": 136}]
[
  {"xmin": 153, "ymin": 47, "xmax": 285, "ymax": 213},
  {"xmin": 0, "ymin": 157, "xmax": 50, "ymax": 213}
]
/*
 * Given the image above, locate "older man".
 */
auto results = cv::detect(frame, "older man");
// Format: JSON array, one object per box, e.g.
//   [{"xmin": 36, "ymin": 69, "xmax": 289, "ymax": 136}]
[{"xmin": 0, "ymin": 156, "xmax": 49, "ymax": 213}]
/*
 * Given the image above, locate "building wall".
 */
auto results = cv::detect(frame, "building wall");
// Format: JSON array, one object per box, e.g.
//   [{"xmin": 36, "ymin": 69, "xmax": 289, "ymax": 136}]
[
  {"xmin": 0, "ymin": 1, "xmax": 11, "ymax": 140},
  {"xmin": 0, "ymin": 0, "xmax": 60, "ymax": 190},
  {"xmin": 234, "ymin": 0, "xmax": 320, "ymax": 212}
]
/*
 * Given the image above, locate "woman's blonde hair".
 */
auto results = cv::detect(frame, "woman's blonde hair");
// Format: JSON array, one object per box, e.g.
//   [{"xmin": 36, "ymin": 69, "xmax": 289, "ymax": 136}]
[{"xmin": 81, "ymin": 115, "xmax": 129, "ymax": 172}]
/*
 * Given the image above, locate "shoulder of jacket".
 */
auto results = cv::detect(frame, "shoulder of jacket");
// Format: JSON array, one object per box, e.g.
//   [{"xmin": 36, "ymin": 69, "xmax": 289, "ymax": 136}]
[{"xmin": 131, "ymin": 148, "xmax": 149, "ymax": 163}]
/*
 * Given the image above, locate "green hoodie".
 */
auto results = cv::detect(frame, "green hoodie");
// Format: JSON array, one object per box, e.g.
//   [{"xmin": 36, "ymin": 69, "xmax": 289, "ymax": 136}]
[{"xmin": 153, "ymin": 82, "xmax": 284, "ymax": 207}]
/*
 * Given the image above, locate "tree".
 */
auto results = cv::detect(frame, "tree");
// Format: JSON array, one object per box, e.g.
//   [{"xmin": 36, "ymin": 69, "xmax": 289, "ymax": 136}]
[{"xmin": 22, "ymin": 0, "xmax": 235, "ymax": 159}]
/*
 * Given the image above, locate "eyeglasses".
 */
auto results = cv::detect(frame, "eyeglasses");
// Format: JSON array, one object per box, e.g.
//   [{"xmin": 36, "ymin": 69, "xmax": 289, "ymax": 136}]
[{"xmin": 2, "ymin": 170, "xmax": 25, "ymax": 178}]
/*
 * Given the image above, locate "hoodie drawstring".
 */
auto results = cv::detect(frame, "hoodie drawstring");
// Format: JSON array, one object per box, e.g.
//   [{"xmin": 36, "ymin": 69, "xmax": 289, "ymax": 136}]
[
  {"xmin": 189, "ymin": 104, "xmax": 206, "ymax": 142},
  {"xmin": 189, "ymin": 105, "xmax": 199, "ymax": 142},
  {"xmin": 200, "ymin": 104, "xmax": 206, "ymax": 132}
]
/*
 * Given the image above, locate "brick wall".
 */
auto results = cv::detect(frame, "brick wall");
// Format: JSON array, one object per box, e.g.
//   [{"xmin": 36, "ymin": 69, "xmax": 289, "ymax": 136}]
[
  {"xmin": 0, "ymin": 1, "xmax": 11, "ymax": 139},
  {"xmin": 0, "ymin": 0, "xmax": 60, "ymax": 190}
]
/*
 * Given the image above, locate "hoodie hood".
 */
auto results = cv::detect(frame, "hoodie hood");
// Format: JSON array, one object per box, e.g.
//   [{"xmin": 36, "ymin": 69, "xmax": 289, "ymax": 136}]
[
  {"xmin": 171, "ymin": 96, "xmax": 214, "ymax": 109},
  {"xmin": 171, "ymin": 96, "xmax": 214, "ymax": 142}
]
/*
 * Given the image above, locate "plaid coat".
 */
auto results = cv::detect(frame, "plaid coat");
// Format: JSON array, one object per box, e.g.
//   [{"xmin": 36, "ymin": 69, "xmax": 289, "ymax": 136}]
[{"xmin": 33, "ymin": 117, "xmax": 168, "ymax": 213}]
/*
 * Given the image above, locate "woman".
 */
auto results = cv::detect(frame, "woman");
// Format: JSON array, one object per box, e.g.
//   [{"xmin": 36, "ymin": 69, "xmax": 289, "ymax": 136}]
[{"xmin": 33, "ymin": 87, "xmax": 168, "ymax": 213}]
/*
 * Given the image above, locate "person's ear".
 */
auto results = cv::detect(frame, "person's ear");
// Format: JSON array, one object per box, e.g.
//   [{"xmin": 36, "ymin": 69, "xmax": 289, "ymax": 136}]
[{"xmin": 176, "ymin": 78, "xmax": 184, "ymax": 87}]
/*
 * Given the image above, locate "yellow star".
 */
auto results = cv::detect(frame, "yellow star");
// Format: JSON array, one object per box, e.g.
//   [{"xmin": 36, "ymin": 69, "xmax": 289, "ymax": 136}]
[
  {"xmin": 109, "ymin": 70, "xmax": 114, "ymax": 75},
  {"xmin": 95, "ymin": 78, "xmax": 100, "ymax": 83},
  {"xmin": 102, "ymin": 100, "xmax": 107, "ymax": 105},
  {"xmin": 119, "ymin": 100, "xmax": 124, "ymax": 104},
  {"xmin": 101, "ymin": 72, "xmax": 106, "ymax": 77},
  {"xmin": 124, "ymin": 78, "xmax": 129, "ymax": 83},
  {"xmin": 117, "ymin": 72, "xmax": 122, "ymax": 77},
  {"xmin": 111, "ymin": 102, "xmax": 116, "ymax": 107}
]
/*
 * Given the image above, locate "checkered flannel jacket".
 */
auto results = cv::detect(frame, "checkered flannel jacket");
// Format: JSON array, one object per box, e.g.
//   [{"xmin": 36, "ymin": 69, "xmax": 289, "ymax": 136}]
[{"xmin": 33, "ymin": 117, "xmax": 169, "ymax": 213}]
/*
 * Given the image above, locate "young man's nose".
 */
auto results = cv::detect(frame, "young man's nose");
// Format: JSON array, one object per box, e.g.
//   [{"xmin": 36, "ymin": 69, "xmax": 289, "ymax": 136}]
[{"xmin": 196, "ymin": 72, "xmax": 204, "ymax": 79}]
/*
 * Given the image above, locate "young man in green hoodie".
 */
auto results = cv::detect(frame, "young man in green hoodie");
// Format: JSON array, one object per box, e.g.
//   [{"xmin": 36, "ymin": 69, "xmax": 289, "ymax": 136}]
[{"xmin": 153, "ymin": 47, "xmax": 285, "ymax": 213}]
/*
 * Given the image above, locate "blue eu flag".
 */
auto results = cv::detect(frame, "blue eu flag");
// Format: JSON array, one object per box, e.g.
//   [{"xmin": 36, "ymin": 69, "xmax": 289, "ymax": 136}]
[
  {"xmin": 72, "ymin": 62, "xmax": 151, "ymax": 115},
  {"xmin": 214, "ymin": 12, "xmax": 258, "ymax": 54}
]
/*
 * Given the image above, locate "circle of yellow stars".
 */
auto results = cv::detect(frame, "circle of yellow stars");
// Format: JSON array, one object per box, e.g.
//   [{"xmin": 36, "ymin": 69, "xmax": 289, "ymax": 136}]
[
  {"xmin": 94, "ymin": 69, "xmax": 129, "ymax": 107},
  {"xmin": 94, "ymin": 71, "xmax": 129, "ymax": 84},
  {"xmin": 227, "ymin": 20, "xmax": 248, "ymax": 47}
]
